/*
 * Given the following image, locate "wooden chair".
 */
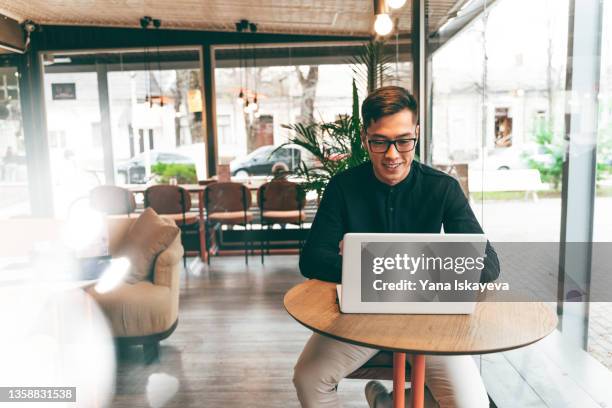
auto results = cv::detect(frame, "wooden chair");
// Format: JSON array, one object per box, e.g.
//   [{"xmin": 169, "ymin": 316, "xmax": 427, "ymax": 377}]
[
  {"xmin": 89, "ymin": 185, "xmax": 136, "ymax": 216},
  {"xmin": 144, "ymin": 185, "xmax": 200, "ymax": 267},
  {"xmin": 204, "ymin": 182, "xmax": 253, "ymax": 265},
  {"xmin": 257, "ymin": 180, "xmax": 306, "ymax": 263}
]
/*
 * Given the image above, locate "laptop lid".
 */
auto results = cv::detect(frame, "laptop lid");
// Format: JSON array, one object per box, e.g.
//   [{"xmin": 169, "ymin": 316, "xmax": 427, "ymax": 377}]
[{"xmin": 340, "ymin": 233, "xmax": 487, "ymax": 314}]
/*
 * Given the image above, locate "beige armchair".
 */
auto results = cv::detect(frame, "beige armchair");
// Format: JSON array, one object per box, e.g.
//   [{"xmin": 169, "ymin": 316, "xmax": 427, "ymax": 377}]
[{"xmin": 86, "ymin": 216, "xmax": 183, "ymax": 363}]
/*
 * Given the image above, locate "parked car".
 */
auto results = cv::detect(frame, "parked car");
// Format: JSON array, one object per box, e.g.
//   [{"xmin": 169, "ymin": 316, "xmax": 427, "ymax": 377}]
[
  {"xmin": 116, "ymin": 143, "xmax": 206, "ymax": 184},
  {"xmin": 229, "ymin": 144, "xmax": 318, "ymax": 177},
  {"xmin": 467, "ymin": 143, "xmax": 555, "ymax": 171}
]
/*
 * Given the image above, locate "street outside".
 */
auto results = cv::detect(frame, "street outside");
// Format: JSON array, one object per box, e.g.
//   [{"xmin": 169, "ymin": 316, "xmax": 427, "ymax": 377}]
[{"xmin": 473, "ymin": 196, "xmax": 612, "ymax": 370}]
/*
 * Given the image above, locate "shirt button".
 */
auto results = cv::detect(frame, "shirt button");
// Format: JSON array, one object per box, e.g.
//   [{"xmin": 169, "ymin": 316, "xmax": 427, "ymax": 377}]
[{"xmin": 390, "ymin": 207, "xmax": 394, "ymax": 211}]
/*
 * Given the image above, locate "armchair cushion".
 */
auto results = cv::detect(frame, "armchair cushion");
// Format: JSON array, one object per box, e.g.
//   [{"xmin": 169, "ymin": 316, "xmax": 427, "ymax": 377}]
[
  {"xmin": 88, "ymin": 281, "xmax": 174, "ymax": 337},
  {"xmin": 120, "ymin": 208, "xmax": 180, "ymax": 284},
  {"xmin": 86, "ymin": 219, "xmax": 183, "ymax": 339}
]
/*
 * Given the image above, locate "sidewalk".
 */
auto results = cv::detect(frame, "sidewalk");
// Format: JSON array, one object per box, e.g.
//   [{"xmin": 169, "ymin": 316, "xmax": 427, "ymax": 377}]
[{"xmin": 472, "ymin": 197, "xmax": 612, "ymax": 370}]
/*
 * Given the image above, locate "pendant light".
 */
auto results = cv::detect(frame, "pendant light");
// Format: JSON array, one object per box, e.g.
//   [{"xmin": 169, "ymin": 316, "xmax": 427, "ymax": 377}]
[
  {"xmin": 140, "ymin": 16, "xmax": 153, "ymax": 106},
  {"xmin": 237, "ymin": 39, "xmax": 244, "ymax": 104},
  {"xmin": 388, "ymin": 0, "xmax": 407, "ymax": 8},
  {"xmin": 373, "ymin": 0, "xmax": 393, "ymax": 36},
  {"xmin": 243, "ymin": 37, "xmax": 251, "ymax": 114},
  {"xmin": 235, "ymin": 20, "xmax": 249, "ymax": 105},
  {"xmin": 153, "ymin": 18, "xmax": 164, "ymax": 107},
  {"xmin": 249, "ymin": 22, "xmax": 259, "ymax": 113},
  {"xmin": 394, "ymin": 17, "xmax": 400, "ymax": 84},
  {"xmin": 237, "ymin": 41, "xmax": 245, "ymax": 105}
]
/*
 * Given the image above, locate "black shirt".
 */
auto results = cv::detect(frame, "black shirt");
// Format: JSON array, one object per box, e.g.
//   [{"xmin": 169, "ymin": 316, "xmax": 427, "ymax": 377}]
[{"xmin": 299, "ymin": 161, "xmax": 500, "ymax": 283}]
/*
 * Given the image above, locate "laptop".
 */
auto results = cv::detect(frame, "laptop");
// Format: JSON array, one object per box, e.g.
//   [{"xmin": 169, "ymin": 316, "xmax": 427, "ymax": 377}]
[{"xmin": 338, "ymin": 233, "xmax": 487, "ymax": 314}]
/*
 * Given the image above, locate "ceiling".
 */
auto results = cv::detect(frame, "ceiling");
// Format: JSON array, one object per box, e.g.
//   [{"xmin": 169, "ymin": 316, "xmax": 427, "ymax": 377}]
[{"xmin": 0, "ymin": 0, "xmax": 460, "ymax": 37}]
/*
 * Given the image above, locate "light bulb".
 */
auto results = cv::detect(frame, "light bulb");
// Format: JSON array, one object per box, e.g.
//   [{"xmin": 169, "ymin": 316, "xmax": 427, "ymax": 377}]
[
  {"xmin": 237, "ymin": 89, "xmax": 244, "ymax": 104},
  {"xmin": 251, "ymin": 102, "xmax": 258, "ymax": 111},
  {"xmin": 374, "ymin": 13, "xmax": 393, "ymax": 36},
  {"xmin": 388, "ymin": 0, "xmax": 406, "ymax": 8}
]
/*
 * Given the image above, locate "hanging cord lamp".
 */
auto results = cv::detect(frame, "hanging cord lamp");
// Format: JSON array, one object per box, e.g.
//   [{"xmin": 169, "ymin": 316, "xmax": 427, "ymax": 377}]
[
  {"xmin": 394, "ymin": 17, "xmax": 400, "ymax": 84},
  {"xmin": 388, "ymin": 0, "xmax": 406, "ymax": 8},
  {"xmin": 373, "ymin": 0, "xmax": 393, "ymax": 36},
  {"xmin": 249, "ymin": 22, "xmax": 259, "ymax": 113},
  {"xmin": 153, "ymin": 18, "xmax": 164, "ymax": 107},
  {"xmin": 237, "ymin": 40, "xmax": 245, "ymax": 104},
  {"xmin": 140, "ymin": 16, "xmax": 153, "ymax": 106},
  {"xmin": 243, "ymin": 37, "xmax": 250, "ymax": 114},
  {"xmin": 236, "ymin": 20, "xmax": 249, "ymax": 105}
]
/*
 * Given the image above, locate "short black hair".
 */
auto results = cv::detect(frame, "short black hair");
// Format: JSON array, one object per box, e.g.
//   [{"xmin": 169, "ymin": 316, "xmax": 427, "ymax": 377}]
[{"xmin": 361, "ymin": 86, "xmax": 418, "ymax": 130}]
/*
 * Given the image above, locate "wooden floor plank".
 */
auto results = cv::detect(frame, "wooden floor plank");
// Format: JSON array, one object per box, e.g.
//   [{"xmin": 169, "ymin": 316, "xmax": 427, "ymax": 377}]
[
  {"xmin": 112, "ymin": 255, "xmax": 370, "ymax": 408},
  {"xmin": 111, "ymin": 255, "xmax": 612, "ymax": 408},
  {"xmin": 481, "ymin": 353, "xmax": 546, "ymax": 408}
]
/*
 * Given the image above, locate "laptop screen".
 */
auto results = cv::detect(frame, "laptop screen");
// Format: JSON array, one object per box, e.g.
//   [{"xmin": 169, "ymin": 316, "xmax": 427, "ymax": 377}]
[{"xmin": 360, "ymin": 240, "xmax": 486, "ymax": 302}]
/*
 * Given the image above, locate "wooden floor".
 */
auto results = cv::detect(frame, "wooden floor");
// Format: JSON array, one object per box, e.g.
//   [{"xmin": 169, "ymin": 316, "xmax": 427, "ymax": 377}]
[
  {"xmin": 111, "ymin": 254, "xmax": 612, "ymax": 408},
  {"xmin": 112, "ymin": 255, "xmax": 372, "ymax": 408}
]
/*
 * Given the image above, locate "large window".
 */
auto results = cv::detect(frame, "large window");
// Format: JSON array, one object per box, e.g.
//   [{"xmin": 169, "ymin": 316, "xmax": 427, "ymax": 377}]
[
  {"xmin": 42, "ymin": 48, "xmax": 205, "ymax": 216},
  {"xmin": 43, "ymin": 69, "xmax": 104, "ymax": 216},
  {"xmin": 428, "ymin": 0, "xmax": 612, "ymax": 395},
  {"xmin": 0, "ymin": 60, "xmax": 29, "ymax": 218},
  {"xmin": 430, "ymin": 0, "xmax": 569, "ymax": 242},
  {"xmin": 590, "ymin": 0, "xmax": 612, "ymax": 370},
  {"xmin": 106, "ymin": 49, "xmax": 204, "ymax": 185},
  {"xmin": 213, "ymin": 43, "xmax": 412, "ymax": 178}
]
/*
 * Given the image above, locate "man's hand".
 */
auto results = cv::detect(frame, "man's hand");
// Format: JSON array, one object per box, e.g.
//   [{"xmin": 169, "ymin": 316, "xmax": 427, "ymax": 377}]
[{"xmin": 339, "ymin": 240, "xmax": 344, "ymax": 256}]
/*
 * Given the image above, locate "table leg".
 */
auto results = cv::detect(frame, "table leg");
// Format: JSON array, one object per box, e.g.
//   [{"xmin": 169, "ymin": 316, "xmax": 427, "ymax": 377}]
[
  {"xmin": 198, "ymin": 190, "xmax": 207, "ymax": 262},
  {"xmin": 393, "ymin": 352, "xmax": 406, "ymax": 408},
  {"xmin": 411, "ymin": 354, "xmax": 426, "ymax": 408}
]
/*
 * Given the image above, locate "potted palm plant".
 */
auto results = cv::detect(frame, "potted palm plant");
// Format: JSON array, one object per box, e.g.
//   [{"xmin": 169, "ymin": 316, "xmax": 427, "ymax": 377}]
[{"xmin": 279, "ymin": 40, "xmax": 393, "ymax": 199}]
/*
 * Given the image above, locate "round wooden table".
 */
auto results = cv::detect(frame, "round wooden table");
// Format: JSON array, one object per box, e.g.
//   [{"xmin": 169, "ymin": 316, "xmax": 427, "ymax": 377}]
[{"xmin": 284, "ymin": 280, "xmax": 558, "ymax": 408}]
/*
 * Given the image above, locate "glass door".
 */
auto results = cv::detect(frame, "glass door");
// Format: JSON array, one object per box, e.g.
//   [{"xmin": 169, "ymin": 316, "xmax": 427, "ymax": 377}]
[
  {"xmin": 40, "ymin": 48, "xmax": 205, "ymax": 216},
  {"xmin": 42, "ymin": 58, "xmax": 105, "ymax": 218},
  {"xmin": 0, "ymin": 58, "xmax": 29, "ymax": 218},
  {"xmin": 105, "ymin": 48, "xmax": 205, "ymax": 186}
]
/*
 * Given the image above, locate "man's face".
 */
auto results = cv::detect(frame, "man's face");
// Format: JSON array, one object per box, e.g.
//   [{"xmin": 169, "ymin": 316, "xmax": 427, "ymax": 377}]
[{"xmin": 362, "ymin": 109, "xmax": 419, "ymax": 186}]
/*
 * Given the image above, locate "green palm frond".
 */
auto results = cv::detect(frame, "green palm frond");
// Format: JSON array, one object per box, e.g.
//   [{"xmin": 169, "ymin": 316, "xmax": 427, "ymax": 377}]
[
  {"xmin": 281, "ymin": 41, "xmax": 393, "ymax": 197},
  {"xmin": 348, "ymin": 40, "xmax": 393, "ymax": 93}
]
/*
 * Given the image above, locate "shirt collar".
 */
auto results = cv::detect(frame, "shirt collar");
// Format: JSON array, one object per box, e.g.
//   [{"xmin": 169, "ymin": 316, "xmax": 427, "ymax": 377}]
[{"xmin": 367, "ymin": 160, "xmax": 418, "ymax": 192}]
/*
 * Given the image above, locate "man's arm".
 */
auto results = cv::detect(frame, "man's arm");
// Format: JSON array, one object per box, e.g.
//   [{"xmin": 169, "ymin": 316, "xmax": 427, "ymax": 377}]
[
  {"xmin": 442, "ymin": 179, "xmax": 500, "ymax": 283},
  {"xmin": 299, "ymin": 178, "xmax": 345, "ymax": 283}
]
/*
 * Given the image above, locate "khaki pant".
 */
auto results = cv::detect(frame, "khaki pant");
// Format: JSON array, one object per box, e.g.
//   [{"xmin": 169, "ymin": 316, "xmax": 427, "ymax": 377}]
[{"xmin": 293, "ymin": 334, "xmax": 489, "ymax": 408}]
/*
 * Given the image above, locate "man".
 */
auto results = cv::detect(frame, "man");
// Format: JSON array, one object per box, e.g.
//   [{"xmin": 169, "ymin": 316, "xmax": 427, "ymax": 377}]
[{"xmin": 293, "ymin": 86, "xmax": 499, "ymax": 408}]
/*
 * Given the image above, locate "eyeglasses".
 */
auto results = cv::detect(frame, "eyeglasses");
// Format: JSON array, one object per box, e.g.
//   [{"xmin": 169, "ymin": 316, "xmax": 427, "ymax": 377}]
[{"xmin": 367, "ymin": 138, "xmax": 417, "ymax": 153}]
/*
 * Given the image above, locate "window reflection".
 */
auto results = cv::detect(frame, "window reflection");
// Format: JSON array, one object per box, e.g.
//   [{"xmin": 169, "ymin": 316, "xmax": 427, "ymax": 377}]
[
  {"xmin": 42, "ymin": 48, "xmax": 206, "ymax": 216},
  {"xmin": 214, "ymin": 44, "xmax": 412, "ymax": 179},
  {"xmin": 0, "ymin": 64, "xmax": 29, "ymax": 218}
]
